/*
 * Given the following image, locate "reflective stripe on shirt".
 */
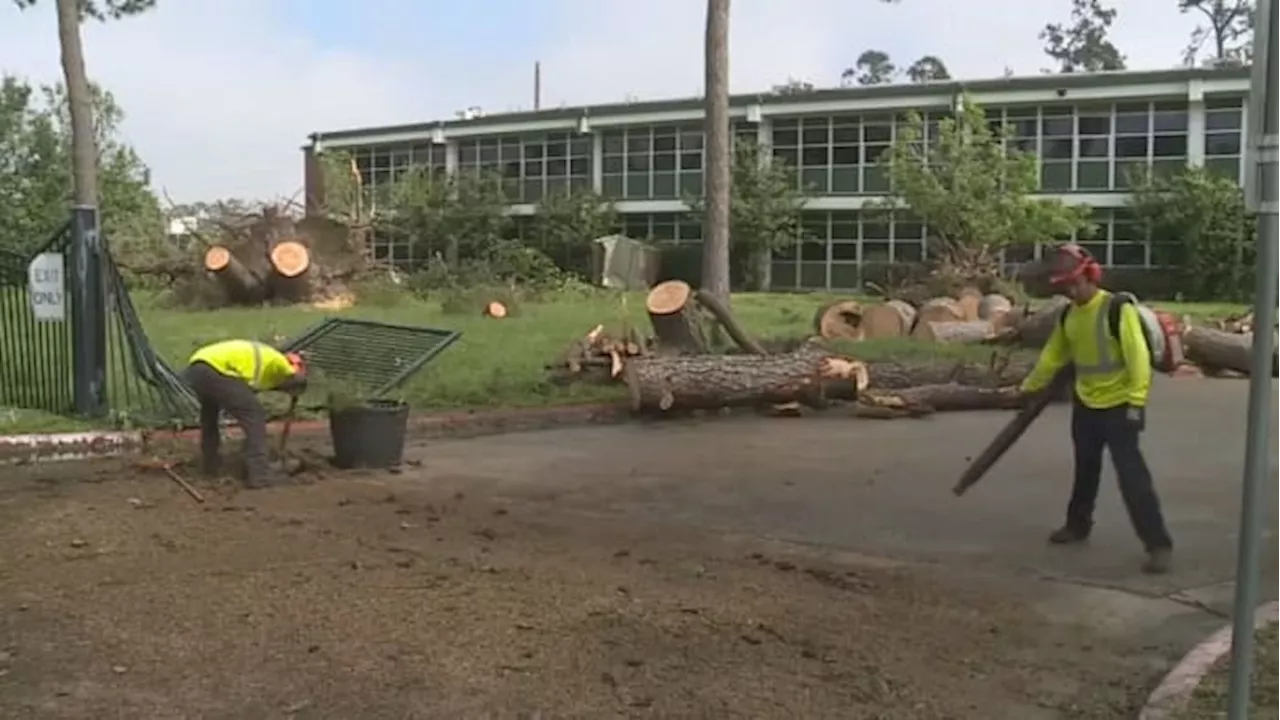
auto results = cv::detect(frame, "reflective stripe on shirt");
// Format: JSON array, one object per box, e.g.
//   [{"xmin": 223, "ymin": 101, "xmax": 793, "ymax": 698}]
[{"xmin": 1073, "ymin": 307, "xmax": 1126, "ymax": 376}]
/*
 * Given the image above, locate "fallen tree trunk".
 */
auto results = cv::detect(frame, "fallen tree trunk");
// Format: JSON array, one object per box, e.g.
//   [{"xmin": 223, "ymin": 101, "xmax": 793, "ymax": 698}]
[
  {"xmin": 646, "ymin": 280, "xmax": 708, "ymax": 354},
  {"xmin": 862, "ymin": 354, "xmax": 1037, "ymax": 391},
  {"xmin": 861, "ymin": 300, "xmax": 917, "ymax": 339},
  {"xmin": 203, "ymin": 245, "xmax": 265, "ymax": 303},
  {"xmin": 1184, "ymin": 325, "xmax": 1279, "ymax": 377},
  {"xmin": 624, "ymin": 339, "xmax": 867, "ymax": 413},
  {"xmin": 913, "ymin": 320, "xmax": 996, "ymax": 344},
  {"xmin": 864, "ymin": 384, "xmax": 1022, "ymax": 413},
  {"xmin": 1003, "ymin": 296, "xmax": 1069, "ymax": 348},
  {"xmin": 695, "ymin": 288, "xmax": 767, "ymax": 354}
]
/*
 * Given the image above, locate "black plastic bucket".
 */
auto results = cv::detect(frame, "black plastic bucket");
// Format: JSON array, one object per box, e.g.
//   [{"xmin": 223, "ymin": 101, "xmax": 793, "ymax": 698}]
[{"xmin": 328, "ymin": 399, "xmax": 410, "ymax": 470}]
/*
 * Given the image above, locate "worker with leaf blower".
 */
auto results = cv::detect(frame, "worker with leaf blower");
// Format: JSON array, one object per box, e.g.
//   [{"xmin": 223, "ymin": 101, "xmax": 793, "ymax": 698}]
[
  {"xmin": 1019, "ymin": 243, "xmax": 1177, "ymax": 574},
  {"xmin": 182, "ymin": 340, "xmax": 308, "ymax": 489}
]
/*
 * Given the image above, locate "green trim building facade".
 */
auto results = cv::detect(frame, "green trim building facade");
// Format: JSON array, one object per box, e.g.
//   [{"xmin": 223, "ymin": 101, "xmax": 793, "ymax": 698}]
[{"xmin": 304, "ymin": 66, "xmax": 1251, "ymax": 291}]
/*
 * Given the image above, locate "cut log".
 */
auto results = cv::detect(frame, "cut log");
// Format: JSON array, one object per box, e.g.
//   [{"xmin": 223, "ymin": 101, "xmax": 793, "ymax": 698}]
[
  {"xmin": 812, "ymin": 299, "xmax": 865, "ymax": 341},
  {"xmin": 646, "ymin": 280, "xmax": 708, "ymax": 354},
  {"xmin": 484, "ymin": 301, "xmax": 509, "ymax": 319},
  {"xmin": 1183, "ymin": 325, "xmax": 1279, "ymax": 377},
  {"xmin": 203, "ymin": 245, "xmax": 231, "ymax": 273},
  {"xmin": 910, "ymin": 297, "xmax": 964, "ymax": 339},
  {"xmin": 624, "ymin": 339, "xmax": 867, "ymax": 413},
  {"xmin": 860, "ymin": 300, "xmax": 917, "ymax": 339},
  {"xmin": 956, "ymin": 287, "xmax": 983, "ymax": 321},
  {"xmin": 864, "ymin": 355, "xmax": 1037, "ymax": 391},
  {"xmin": 203, "ymin": 244, "xmax": 264, "ymax": 303},
  {"xmin": 694, "ymin": 288, "xmax": 767, "ymax": 354},
  {"xmin": 912, "ymin": 320, "xmax": 996, "ymax": 344},
  {"xmin": 953, "ymin": 368, "xmax": 1074, "ymax": 496},
  {"xmin": 979, "ymin": 293, "xmax": 1013, "ymax": 328},
  {"xmin": 269, "ymin": 240, "xmax": 311, "ymax": 278}
]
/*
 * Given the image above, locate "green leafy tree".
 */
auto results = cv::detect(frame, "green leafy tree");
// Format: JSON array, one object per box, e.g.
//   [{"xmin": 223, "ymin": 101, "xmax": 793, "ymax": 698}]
[
  {"xmin": 0, "ymin": 74, "xmax": 159, "ymax": 257},
  {"xmin": 687, "ymin": 138, "xmax": 805, "ymax": 291},
  {"xmin": 0, "ymin": 76, "xmax": 66, "ymax": 254},
  {"xmin": 530, "ymin": 187, "xmax": 618, "ymax": 276},
  {"xmin": 875, "ymin": 96, "xmax": 1093, "ymax": 284},
  {"xmin": 842, "ymin": 50, "xmax": 897, "ymax": 86},
  {"xmin": 905, "ymin": 56, "xmax": 951, "ymax": 83},
  {"xmin": 1040, "ymin": 0, "xmax": 1127, "ymax": 73},
  {"xmin": 1179, "ymin": 0, "xmax": 1255, "ymax": 66},
  {"xmin": 1129, "ymin": 166, "xmax": 1253, "ymax": 302},
  {"xmin": 382, "ymin": 169, "xmax": 511, "ymax": 268},
  {"xmin": 15, "ymin": 0, "xmax": 157, "ymax": 206}
]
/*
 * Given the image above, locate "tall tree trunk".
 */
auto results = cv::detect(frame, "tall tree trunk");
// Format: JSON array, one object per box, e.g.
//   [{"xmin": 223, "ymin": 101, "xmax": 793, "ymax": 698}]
[
  {"xmin": 56, "ymin": 0, "xmax": 99, "ymax": 207},
  {"xmin": 701, "ymin": 0, "xmax": 732, "ymax": 303}
]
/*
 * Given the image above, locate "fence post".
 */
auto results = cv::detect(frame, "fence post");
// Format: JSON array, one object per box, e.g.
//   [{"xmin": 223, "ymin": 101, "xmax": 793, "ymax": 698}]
[{"xmin": 70, "ymin": 205, "xmax": 107, "ymax": 418}]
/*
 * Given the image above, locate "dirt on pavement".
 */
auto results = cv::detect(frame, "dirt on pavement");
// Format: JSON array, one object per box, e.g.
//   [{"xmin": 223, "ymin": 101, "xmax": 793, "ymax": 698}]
[{"xmin": 0, "ymin": 451, "xmax": 1162, "ymax": 720}]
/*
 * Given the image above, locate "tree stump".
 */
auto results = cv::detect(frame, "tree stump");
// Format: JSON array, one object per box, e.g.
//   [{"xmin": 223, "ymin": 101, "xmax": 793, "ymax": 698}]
[{"xmin": 646, "ymin": 280, "xmax": 709, "ymax": 354}]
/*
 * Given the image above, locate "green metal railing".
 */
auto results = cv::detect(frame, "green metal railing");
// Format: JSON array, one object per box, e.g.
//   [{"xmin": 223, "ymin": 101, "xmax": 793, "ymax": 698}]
[{"xmin": 0, "ymin": 218, "xmax": 198, "ymax": 428}]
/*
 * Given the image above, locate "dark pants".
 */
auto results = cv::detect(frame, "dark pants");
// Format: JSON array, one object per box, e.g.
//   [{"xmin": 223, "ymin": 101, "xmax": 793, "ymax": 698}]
[
  {"xmin": 1067, "ymin": 401, "xmax": 1173, "ymax": 551},
  {"xmin": 182, "ymin": 361, "xmax": 270, "ymax": 484}
]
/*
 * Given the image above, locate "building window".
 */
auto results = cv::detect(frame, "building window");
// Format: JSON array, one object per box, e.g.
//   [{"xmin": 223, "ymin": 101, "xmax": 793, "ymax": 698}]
[
  {"xmin": 1204, "ymin": 96, "xmax": 1244, "ymax": 184},
  {"xmin": 1075, "ymin": 105, "xmax": 1111, "ymax": 190}
]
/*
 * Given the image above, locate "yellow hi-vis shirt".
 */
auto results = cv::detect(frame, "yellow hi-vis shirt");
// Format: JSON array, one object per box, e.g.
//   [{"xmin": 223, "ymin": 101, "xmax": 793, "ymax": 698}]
[
  {"xmin": 188, "ymin": 340, "xmax": 297, "ymax": 392},
  {"xmin": 1019, "ymin": 290, "xmax": 1152, "ymax": 409}
]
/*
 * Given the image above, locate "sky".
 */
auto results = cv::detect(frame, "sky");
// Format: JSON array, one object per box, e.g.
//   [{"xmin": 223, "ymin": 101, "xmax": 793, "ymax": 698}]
[{"xmin": 0, "ymin": 0, "xmax": 1207, "ymax": 203}]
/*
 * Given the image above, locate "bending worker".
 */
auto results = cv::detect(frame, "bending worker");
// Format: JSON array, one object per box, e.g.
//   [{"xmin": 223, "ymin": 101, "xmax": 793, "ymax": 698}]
[
  {"xmin": 1019, "ymin": 243, "xmax": 1173, "ymax": 574},
  {"xmin": 183, "ymin": 339, "xmax": 307, "ymax": 489}
]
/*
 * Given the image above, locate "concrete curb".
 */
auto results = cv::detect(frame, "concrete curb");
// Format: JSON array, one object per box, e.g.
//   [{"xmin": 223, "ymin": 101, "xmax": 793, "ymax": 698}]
[
  {"xmin": 0, "ymin": 402, "xmax": 631, "ymax": 465},
  {"xmin": 1138, "ymin": 600, "xmax": 1280, "ymax": 719}
]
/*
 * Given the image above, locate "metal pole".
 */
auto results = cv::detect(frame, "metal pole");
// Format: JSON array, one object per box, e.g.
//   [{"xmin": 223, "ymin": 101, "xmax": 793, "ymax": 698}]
[
  {"xmin": 69, "ymin": 204, "xmax": 107, "ymax": 418},
  {"xmin": 1226, "ymin": 1, "xmax": 1278, "ymax": 716}
]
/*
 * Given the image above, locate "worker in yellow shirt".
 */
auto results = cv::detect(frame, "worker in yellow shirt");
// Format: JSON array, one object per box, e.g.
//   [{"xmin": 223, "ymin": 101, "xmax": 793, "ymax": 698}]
[
  {"xmin": 1020, "ymin": 244, "xmax": 1173, "ymax": 574},
  {"xmin": 182, "ymin": 340, "xmax": 308, "ymax": 489}
]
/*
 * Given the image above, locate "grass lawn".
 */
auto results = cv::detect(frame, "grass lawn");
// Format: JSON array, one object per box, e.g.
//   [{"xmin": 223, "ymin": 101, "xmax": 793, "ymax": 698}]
[
  {"xmin": 0, "ymin": 288, "xmax": 1251, "ymax": 435},
  {"xmin": 1179, "ymin": 622, "xmax": 1279, "ymax": 719}
]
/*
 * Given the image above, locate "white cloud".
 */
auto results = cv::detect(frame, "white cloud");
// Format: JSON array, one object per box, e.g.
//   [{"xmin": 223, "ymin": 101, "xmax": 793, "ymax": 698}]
[{"xmin": 0, "ymin": 0, "xmax": 1204, "ymax": 202}]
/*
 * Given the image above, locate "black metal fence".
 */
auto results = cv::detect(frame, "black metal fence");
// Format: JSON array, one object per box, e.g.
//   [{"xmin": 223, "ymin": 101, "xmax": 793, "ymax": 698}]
[{"xmin": 0, "ymin": 213, "xmax": 198, "ymax": 428}]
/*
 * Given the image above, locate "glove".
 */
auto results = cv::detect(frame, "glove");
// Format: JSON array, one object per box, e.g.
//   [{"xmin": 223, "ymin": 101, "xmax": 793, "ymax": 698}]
[{"xmin": 1124, "ymin": 405, "xmax": 1145, "ymax": 432}]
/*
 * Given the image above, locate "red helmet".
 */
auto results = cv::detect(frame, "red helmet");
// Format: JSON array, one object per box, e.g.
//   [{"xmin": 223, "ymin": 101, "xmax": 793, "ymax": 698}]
[
  {"xmin": 285, "ymin": 351, "xmax": 307, "ymax": 376},
  {"xmin": 1046, "ymin": 243, "xmax": 1102, "ymax": 287}
]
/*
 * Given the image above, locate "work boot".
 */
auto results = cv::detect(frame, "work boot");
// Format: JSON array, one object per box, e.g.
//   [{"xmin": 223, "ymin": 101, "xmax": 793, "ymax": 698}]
[
  {"xmin": 1048, "ymin": 525, "xmax": 1090, "ymax": 545},
  {"xmin": 1142, "ymin": 547, "xmax": 1172, "ymax": 574},
  {"xmin": 242, "ymin": 466, "xmax": 280, "ymax": 490}
]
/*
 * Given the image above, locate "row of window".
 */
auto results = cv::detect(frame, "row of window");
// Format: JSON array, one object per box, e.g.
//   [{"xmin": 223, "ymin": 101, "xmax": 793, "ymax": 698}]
[
  {"xmin": 349, "ymin": 97, "xmax": 1246, "ymax": 202},
  {"xmin": 370, "ymin": 207, "xmax": 1182, "ymax": 281}
]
